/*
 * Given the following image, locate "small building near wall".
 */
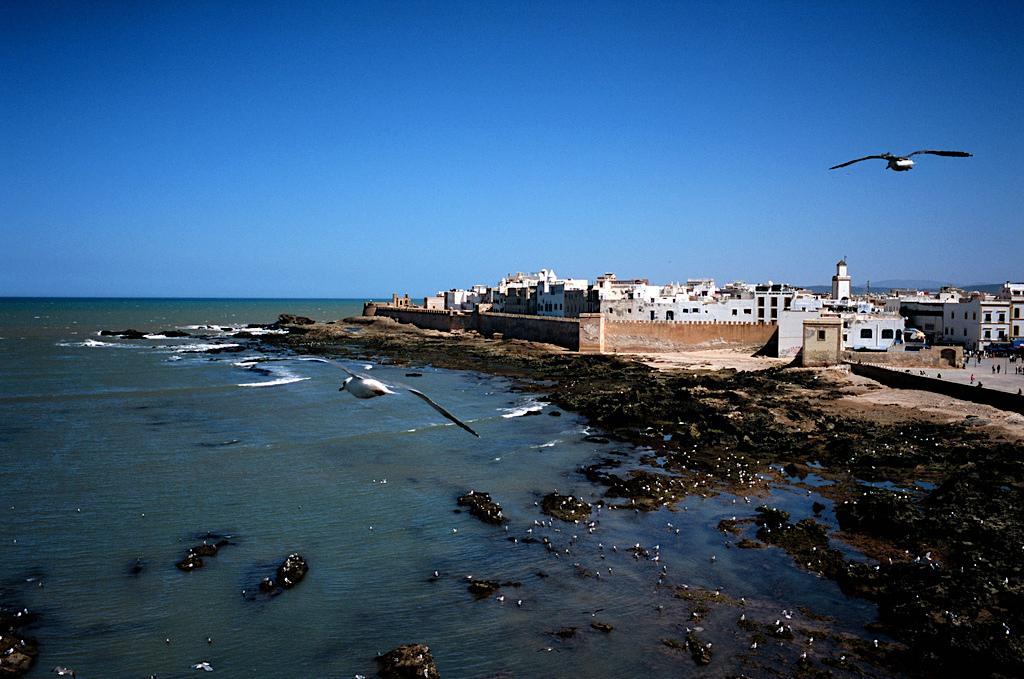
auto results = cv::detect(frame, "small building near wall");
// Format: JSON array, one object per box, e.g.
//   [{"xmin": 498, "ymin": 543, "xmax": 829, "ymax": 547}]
[
  {"xmin": 802, "ymin": 316, "xmax": 843, "ymax": 366},
  {"xmin": 423, "ymin": 295, "xmax": 445, "ymax": 310},
  {"xmin": 843, "ymin": 313, "xmax": 906, "ymax": 351}
]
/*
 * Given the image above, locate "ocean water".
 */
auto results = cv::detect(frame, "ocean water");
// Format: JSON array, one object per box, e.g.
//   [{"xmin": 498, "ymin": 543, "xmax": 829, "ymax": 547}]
[{"xmin": 0, "ymin": 299, "xmax": 880, "ymax": 678}]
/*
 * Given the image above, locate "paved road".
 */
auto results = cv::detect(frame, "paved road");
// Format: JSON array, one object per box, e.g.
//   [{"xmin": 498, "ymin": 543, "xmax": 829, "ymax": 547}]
[{"xmin": 895, "ymin": 356, "xmax": 1024, "ymax": 395}]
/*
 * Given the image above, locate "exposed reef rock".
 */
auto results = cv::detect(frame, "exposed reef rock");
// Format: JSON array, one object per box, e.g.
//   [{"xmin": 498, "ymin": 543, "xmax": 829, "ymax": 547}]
[
  {"xmin": 456, "ymin": 490, "xmax": 507, "ymax": 525},
  {"xmin": 539, "ymin": 491, "xmax": 591, "ymax": 522},
  {"xmin": 275, "ymin": 553, "xmax": 309, "ymax": 589},
  {"xmin": 0, "ymin": 606, "xmax": 38, "ymax": 678},
  {"xmin": 376, "ymin": 643, "xmax": 440, "ymax": 679}
]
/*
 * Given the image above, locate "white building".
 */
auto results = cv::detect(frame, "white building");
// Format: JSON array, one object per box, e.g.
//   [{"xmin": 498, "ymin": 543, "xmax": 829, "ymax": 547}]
[
  {"xmin": 831, "ymin": 259, "xmax": 852, "ymax": 301},
  {"xmin": 843, "ymin": 313, "xmax": 906, "ymax": 351},
  {"xmin": 998, "ymin": 282, "xmax": 1024, "ymax": 341},
  {"xmin": 537, "ymin": 277, "xmax": 588, "ymax": 317},
  {"xmin": 942, "ymin": 297, "xmax": 1012, "ymax": 349}
]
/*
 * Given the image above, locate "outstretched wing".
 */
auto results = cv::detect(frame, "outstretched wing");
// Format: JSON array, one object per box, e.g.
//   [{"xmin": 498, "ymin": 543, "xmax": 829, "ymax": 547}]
[
  {"xmin": 407, "ymin": 388, "xmax": 480, "ymax": 437},
  {"xmin": 906, "ymin": 149, "xmax": 972, "ymax": 158},
  {"xmin": 829, "ymin": 154, "xmax": 889, "ymax": 170}
]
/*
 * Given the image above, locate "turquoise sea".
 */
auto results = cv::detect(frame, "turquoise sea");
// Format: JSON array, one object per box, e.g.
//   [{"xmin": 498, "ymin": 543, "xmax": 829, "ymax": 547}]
[{"xmin": 0, "ymin": 298, "xmax": 881, "ymax": 678}]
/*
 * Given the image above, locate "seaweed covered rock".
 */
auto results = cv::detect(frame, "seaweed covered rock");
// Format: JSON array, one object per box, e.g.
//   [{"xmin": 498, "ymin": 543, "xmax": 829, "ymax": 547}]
[
  {"xmin": 835, "ymin": 488, "xmax": 922, "ymax": 542},
  {"xmin": 540, "ymin": 491, "xmax": 592, "ymax": 522},
  {"xmin": 0, "ymin": 606, "xmax": 39, "ymax": 678},
  {"xmin": 376, "ymin": 643, "xmax": 440, "ymax": 679},
  {"xmin": 275, "ymin": 553, "xmax": 308, "ymax": 589},
  {"xmin": 274, "ymin": 314, "xmax": 315, "ymax": 326},
  {"xmin": 456, "ymin": 491, "xmax": 507, "ymax": 525}
]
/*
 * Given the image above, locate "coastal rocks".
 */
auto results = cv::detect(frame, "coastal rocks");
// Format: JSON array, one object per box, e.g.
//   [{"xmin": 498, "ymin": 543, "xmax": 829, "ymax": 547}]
[
  {"xmin": 157, "ymin": 329, "xmax": 192, "ymax": 337},
  {"xmin": 835, "ymin": 488, "xmax": 922, "ymax": 542},
  {"xmin": 99, "ymin": 328, "xmax": 146, "ymax": 339},
  {"xmin": 273, "ymin": 314, "xmax": 315, "ymax": 327},
  {"xmin": 275, "ymin": 553, "xmax": 308, "ymax": 589},
  {"xmin": 466, "ymin": 578, "xmax": 520, "ymax": 599},
  {"xmin": 754, "ymin": 507, "xmax": 846, "ymax": 579},
  {"xmin": 590, "ymin": 621, "xmax": 613, "ymax": 633},
  {"xmin": 376, "ymin": 644, "xmax": 439, "ymax": 679},
  {"xmin": 662, "ymin": 633, "xmax": 712, "ymax": 666},
  {"xmin": 175, "ymin": 538, "xmax": 232, "ymax": 572},
  {"xmin": 0, "ymin": 606, "xmax": 39, "ymax": 678},
  {"xmin": 540, "ymin": 492, "xmax": 591, "ymax": 523},
  {"xmin": 456, "ymin": 491, "xmax": 507, "ymax": 525}
]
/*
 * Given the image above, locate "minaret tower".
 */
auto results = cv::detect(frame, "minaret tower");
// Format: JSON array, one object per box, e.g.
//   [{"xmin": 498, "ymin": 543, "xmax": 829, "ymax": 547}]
[{"xmin": 832, "ymin": 257, "xmax": 852, "ymax": 301}]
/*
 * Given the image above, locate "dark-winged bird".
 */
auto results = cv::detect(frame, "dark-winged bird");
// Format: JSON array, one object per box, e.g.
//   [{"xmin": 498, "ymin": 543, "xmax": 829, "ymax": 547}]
[{"xmin": 830, "ymin": 150, "xmax": 972, "ymax": 172}]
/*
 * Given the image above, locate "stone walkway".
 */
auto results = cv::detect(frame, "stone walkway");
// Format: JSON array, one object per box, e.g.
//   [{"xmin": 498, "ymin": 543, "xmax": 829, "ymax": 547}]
[{"xmin": 886, "ymin": 356, "xmax": 1024, "ymax": 395}]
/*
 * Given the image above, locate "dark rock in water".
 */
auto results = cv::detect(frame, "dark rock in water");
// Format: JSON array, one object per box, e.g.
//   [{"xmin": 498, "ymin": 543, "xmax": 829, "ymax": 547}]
[
  {"xmin": 405, "ymin": 372, "xmax": 424, "ymax": 377},
  {"xmin": 754, "ymin": 505, "xmax": 791, "ymax": 531},
  {"xmin": 583, "ymin": 434, "xmax": 609, "ymax": 444},
  {"xmin": 522, "ymin": 408, "xmax": 542, "ymax": 417},
  {"xmin": 590, "ymin": 621, "xmax": 613, "ymax": 632},
  {"xmin": 157, "ymin": 329, "xmax": 191, "ymax": 337},
  {"xmin": 812, "ymin": 501, "xmax": 826, "ymax": 515},
  {"xmin": 737, "ymin": 539, "xmax": 763, "ymax": 549},
  {"xmin": 783, "ymin": 462, "xmax": 811, "ymax": 478},
  {"xmin": 129, "ymin": 557, "xmax": 145, "ymax": 575},
  {"xmin": 231, "ymin": 331, "xmax": 256, "ymax": 338},
  {"xmin": 376, "ymin": 643, "xmax": 439, "ymax": 679},
  {"xmin": 201, "ymin": 344, "xmax": 247, "ymax": 354},
  {"xmin": 685, "ymin": 632, "xmax": 713, "ymax": 665},
  {"xmin": 273, "ymin": 314, "xmax": 315, "ymax": 327},
  {"xmin": 0, "ymin": 605, "xmax": 39, "ymax": 677},
  {"xmin": 456, "ymin": 491, "xmax": 507, "ymax": 525},
  {"xmin": 275, "ymin": 553, "xmax": 308, "ymax": 589},
  {"xmin": 555, "ymin": 627, "xmax": 577, "ymax": 639},
  {"xmin": 258, "ymin": 577, "xmax": 276, "ymax": 593},
  {"xmin": 540, "ymin": 491, "xmax": 592, "ymax": 523},
  {"xmin": 548, "ymin": 410, "xmax": 561, "ymax": 417},
  {"xmin": 467, "ymin": 580, "xmax": 502, "ymax": 599},
  {"xmin": 176, "ymin": 538, "xmax": 232, "ymax": 571},
  {"xmin": 835, "ymin": 488, "xmax": 922, "ymax": 541},
  {"xmin": 99, "ymin": 328, "xmax": 146, "ymax": 339}
]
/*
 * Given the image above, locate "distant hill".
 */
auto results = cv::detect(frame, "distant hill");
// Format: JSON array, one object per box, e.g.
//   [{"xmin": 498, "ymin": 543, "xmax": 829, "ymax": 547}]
[{"xmin": 801, "ymin": 281, "xmax": 1005, "ymax": 294}]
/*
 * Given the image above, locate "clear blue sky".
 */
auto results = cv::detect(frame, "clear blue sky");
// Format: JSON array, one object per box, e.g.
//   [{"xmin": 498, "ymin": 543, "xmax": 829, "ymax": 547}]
[{"xmin": 2, "ymin": 1, "xmax": 1021, "ymax": 297}]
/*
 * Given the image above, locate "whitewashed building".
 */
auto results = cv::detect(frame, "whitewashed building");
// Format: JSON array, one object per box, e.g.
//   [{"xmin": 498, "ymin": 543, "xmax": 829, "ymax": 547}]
[
  {"xmin": 843, "ymin": 313, "xmax": 906, "ymax": 351},
  {"xmin": 941, "ymin": 297, "xmax": 1012, "ymax": 349}
]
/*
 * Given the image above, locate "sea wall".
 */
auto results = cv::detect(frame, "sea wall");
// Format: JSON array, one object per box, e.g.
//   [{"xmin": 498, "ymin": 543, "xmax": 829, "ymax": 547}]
[
  {"xmin": 843, "ymin": 346, "xmax": 963, "ymax": 369},
  {"xmin": 849, "ymin": 363, "xmax": 1024, "ymax": 415},
  {"xmin": 367, "ymin": 305, "xmax": 777, "ymax": 355},
  {"xmin": 371, "ymin": 306, "xmax": 473, "ymax": 332},
  {"xmin": 477, "ymin": 312, "xmax": 580, "ymax": 350},
  {"xmin": 602, "ymin": 320, "xmax": 777, "ymax": 353}
]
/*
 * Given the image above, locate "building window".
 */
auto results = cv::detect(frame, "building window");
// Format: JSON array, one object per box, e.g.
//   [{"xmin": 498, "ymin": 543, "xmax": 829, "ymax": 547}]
[
  {"xmin": 984, "ymin": 330, "xmax": 991, "ymax": 339},
  {"xmin": 1015, "ymin": 308, "xmax": 1020, "ymax": 319},
  {"xmin": 817, "ymin": 330, "xmax": 826, "ymax": 341},
  {"xmin": 860, "ymin": 328, "xmax": 873, "ymax": 339},
  {"xmin": 1015, "ymin": 325, "xmax": 1020, "ymax": 335},
  {"xmin": 973, "ymin": 312, "xmax": 977, "ymax": 320},
  {"xmin": 744, "ymin": 309, "xmax": 751, "ymax": 315},
  {"xmin": 964, "ymin": 312, "xmax": 968, "ymax": 319},
  {"xmin": 666, "ymin": 311, "xmax": 674, "ymax": 321},
  {"xmin": 881, "ymin": 329, "xmax": 894, "ymax": 339},
  {"xmin": 950, "ymin": 311, "xmax": 954, "ymax": 318},
  {"xmin": 984, "ymin": 313, "xmax": 991, "ymax": 322},
  {"xmin": 964, "ymin": 328, "xmax": 967, "ymax": 336},
  {"xmin": 770, "ymin": 298, "xmax": 778, "ymax": 307},
  {"xmin": 999, "ymin": 330, "xmax": 1006, "ymax": 339},
  {"xmin": 731, "ymin": 309, "xmax": 737, "ymax": 316},
  {"xmin": 650, "ymin": 310, "xmax": 656, "ymax": 321},
  {"xmin": 896, "ymin": 329, "xmax": 902, "ymax": 341},
  {"xmin": 998, "ymin": 313, "xmax": 1005, "ymax": 322},
  {"xmin": 843, "ymin": 334, "xmax": 848, "ymax": 342}
]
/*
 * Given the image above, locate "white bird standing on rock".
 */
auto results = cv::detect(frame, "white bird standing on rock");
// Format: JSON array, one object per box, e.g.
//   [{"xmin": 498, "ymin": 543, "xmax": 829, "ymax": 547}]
[{"xmin": 328, "ymin": 362, "xmax": 479, "ymax": 437}]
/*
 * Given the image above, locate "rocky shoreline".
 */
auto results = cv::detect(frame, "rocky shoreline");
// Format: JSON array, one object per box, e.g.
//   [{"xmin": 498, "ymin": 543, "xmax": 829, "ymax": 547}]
[{"xmin": 260, "ymin": 316, "xmax": 1024, "ymax": 677}]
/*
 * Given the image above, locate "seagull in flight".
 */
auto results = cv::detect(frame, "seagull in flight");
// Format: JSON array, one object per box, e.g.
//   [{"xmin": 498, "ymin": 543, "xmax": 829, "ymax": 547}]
[
  {"xmin": 829, "ymin": 149, "xmax": 972, "ymax": 172},
  {"xmin": 311, "ymin": 360, "xmax": 479, "ymax": 437}
]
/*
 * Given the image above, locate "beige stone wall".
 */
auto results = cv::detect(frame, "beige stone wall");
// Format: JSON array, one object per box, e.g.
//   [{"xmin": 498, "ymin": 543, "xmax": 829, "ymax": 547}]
[
  {"xmin": 842, "ymin": 346, "xmax": 963, "ymax": 368},
  {"xmin": 602, "ymin": 320, "xmax": 776, "ymax": 353},
  {"xmin": 802, "ymin": 318, "xmax": 843, "ymax": 366}
]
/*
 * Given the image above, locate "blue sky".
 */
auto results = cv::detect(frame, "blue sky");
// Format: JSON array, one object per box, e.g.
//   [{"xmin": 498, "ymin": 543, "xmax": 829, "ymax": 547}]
[{"xmin": 2, "ymin": 1, "xmax": 1021, "ymax": 297}]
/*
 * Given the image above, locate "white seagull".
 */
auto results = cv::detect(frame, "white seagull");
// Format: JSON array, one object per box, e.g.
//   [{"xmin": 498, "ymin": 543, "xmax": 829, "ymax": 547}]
[
  {"xmin": 192, "ymin": 661, "xmax": 214, "ymax": 672},
  {"xmin": 829, "ymin": 149, "xmax": 972, "ymax": 172},
  {"xmin": 326, "ymin": 362, "xmax": 479, "ymax": 437}
]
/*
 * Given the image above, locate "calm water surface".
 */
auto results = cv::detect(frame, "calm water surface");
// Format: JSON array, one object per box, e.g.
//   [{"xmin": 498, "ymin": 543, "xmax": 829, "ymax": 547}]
[{"xmin": 0, "ymin": 299, "xmax": 880, "ymax": 678}]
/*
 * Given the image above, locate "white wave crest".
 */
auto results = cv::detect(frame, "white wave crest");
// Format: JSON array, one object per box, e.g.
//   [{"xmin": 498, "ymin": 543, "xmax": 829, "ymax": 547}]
[
  {"xmin": 531, "ymin": 440, "xmax": 559, "ymax": 449},
  {"xmin": 500, "ymin": 401, "xmax": 548, "ymax": 418},
  {"xmin": 173, "ymin": 343, "xmax": 241, "ymax": 353},
  {"xmin": 237, "ymin": 376, "xmax": 310, "ymax": 388},
  {"xmin": 57, "ymin": 339, "xmax": 143, "ymax": 349}
]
